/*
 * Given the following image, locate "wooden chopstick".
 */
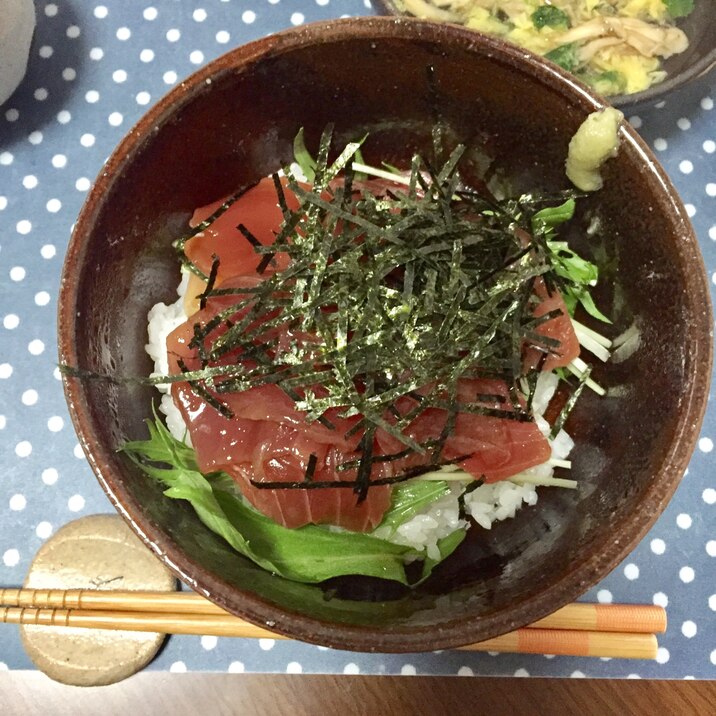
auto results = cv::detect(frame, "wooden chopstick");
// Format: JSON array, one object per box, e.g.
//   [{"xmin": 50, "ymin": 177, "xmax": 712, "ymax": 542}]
[
  {"xmin": 0, "ymin": 606, "xmax": 658, "ymax": 659},
  {"xmin": 0, "ymin": 588, "xmax": 667, "ymax": 634}
]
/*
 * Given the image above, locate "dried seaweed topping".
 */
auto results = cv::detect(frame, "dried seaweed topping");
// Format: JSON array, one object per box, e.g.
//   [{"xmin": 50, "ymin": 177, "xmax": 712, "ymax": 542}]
[{"xmin": 168, "ymin": 128, "xmax": 589, "ymax": 493}]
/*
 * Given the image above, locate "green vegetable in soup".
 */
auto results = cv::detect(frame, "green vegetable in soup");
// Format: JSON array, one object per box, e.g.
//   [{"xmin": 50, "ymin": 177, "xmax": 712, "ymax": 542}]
[
  {"xmin": 663, "ymin": 0, "xmax": 694, "ymax": 18},
  {"xmin": 545, "ymin": 43, "xmax": 579, "ymax": 73},
  {"xmin": 531, "ymin": 6, "xmax": 570, "ymax": 29}
]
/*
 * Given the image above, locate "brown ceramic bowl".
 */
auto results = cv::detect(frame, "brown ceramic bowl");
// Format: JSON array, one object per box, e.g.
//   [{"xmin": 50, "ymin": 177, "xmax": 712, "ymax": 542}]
[
  {"xmin": 58, "ymin": 18, "xmax": 712, "ymax": 652},
  {"xmin": 375, "ymin": 1, "xmax": 716, "ymax": 108}
]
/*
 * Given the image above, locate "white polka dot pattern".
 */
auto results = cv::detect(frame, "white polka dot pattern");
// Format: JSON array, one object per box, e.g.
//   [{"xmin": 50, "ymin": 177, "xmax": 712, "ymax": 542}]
[
  {"xmin": 35, "ymin": 521, "xmax": 52, "ymax": 539},
  {"xmin": 201, "ymin": 635, "xmax": 218, "ymax": 651},
  {"xmin": 0, "ymin": 0, "xmax": 714, "ymax": 680}
]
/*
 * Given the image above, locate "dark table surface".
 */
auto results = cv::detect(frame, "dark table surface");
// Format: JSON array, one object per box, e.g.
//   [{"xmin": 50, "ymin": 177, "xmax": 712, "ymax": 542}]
[{"xmin": 2, "ymin": 673, "xmax": 716, "ymax": 715}]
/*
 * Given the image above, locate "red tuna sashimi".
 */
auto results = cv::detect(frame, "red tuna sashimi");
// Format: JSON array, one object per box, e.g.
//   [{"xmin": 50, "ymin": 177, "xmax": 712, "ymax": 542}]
[
  {"xmin": 172, "ymin": 385, "xmax": 391, "ymax": 531},
  {"xmin": 525, "ymin": 278, "xmax": 580, "ymax": 371},
  {"xmin": 173, "ymin": 381, "xmax": 391, "ymax": 531},
  {"xmin": 185, "ymin": 177, "xmax": 299, "ymax": 283},
  {"xmin": 185, "ymin": 176, "xmax": 396, "ymax": 284},
  {"xmin": 166, "ymin": 278, "xmax": 362, "ymax": 449},
  {"xmin": 374, "ymin": 379, "xmax": 551, "ymax": 484}
]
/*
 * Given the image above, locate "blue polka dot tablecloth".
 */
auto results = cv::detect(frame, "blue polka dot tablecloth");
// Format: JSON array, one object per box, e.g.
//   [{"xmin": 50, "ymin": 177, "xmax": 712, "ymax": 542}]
[{"xmin": 0, "ymin": 0, "xmax": 714, "ymax": 680}]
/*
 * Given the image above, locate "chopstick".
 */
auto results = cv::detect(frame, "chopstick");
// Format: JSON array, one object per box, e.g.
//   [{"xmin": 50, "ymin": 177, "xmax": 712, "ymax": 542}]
[
  {"xmin": 0, "ymin": 589, "xmax": 665, "ymax": 659},
  {"xmin": 1, "ymin": 606, "xmax": 658, "ymax": 659},
  {"xmin": 0, "ymin": 589, "xmax": 667, "ymax": 633}
]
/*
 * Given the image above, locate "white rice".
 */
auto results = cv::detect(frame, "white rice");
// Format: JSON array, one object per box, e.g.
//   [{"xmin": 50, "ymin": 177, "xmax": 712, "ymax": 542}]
[
  {"xmin": 145, "ymin": 271, "xmax": 194, "ymax": 446},
  {"xmin": 372, "ymin": 484, "xmax": 468, "ymax": 562},
  {"xmin": 145, "ymin": 275, "xmax": 573, "ymax": 556},
  {"xmin": 463, "ymin": 481, "xmax": 539, "ymax": 530}
]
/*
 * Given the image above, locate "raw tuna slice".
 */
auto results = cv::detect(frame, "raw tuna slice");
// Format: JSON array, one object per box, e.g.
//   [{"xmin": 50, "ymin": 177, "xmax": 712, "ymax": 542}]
[
  {"xmin": 184, "ymin": 177, "xmax": 299, "ymax": 283},
  {"xmin": 525, "ymin": 278, "xmax": 580, "ymax": 371},
  {"xmin": 166, "ymin": 282, "xmax": 391, "ymax": 532},
  {"xmin": 373, "ymin": 379, "xmax": 551, "ymax": 484},
  {"xmin": 184, "ymin": 176, "xmax": 389, "ymax": 283}
]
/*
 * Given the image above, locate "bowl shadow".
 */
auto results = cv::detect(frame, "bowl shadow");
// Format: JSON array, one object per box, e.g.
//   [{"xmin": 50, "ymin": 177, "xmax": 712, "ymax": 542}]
[{"xmin": 1, "ymin": 0, "xmax": 85, "ymax": 148}]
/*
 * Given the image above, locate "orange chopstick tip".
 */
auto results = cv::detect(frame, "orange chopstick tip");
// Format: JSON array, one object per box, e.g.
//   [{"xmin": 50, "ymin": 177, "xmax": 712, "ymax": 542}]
[
  {"xmin": 459, "ymin": 629, "xmax": 658, "ymax": 660},
  {"xmin": 594, "ymin": 604, "xmax": 666, "ymax": 634}
]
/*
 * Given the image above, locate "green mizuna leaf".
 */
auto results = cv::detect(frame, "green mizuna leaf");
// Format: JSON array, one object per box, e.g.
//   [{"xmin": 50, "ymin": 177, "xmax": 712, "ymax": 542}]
[
  {"xmin": 293, "ymin": 127, "xmax": 317, "ymax": 182},
  {"xmin": 548, "ymin": 240, "xmax": 599, "ymax": 285},
  {"xmin": 526, "ymin": 198, "xmax": 609, "ymax": 323},
  {"xmin": 378, "ymin": 480, "xmax": 452, "ymax": 531},
  {"xmin": 531, "ymin": 198, "xmax": 576, "ymax": 233},
  {"xmin": 546, "ymin": 238, "xmax": 611, "ymax": 323},
  {"xmin": 563, "ymin": 286, "xmax": 612, "ymax": 323},
  {"xmin": 663, "ymin": 0, "xmax": 694, "ymax": 17}
]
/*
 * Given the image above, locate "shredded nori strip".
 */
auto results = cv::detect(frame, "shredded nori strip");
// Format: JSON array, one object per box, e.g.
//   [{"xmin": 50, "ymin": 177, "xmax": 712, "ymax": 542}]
[
  {"xmin": 336, "ymin": 447, "xmax": 414, "ymax": 472},
  {"xmin": 176, "ymin": 358, "xmax": 233, "ymax": 419},
  {"xmin": 237, "ymin": 222, "xmax": 277, "ymax": 272},
  {"xmin": 354, "ymin": 426, "xmax": 376, "ymax": 503},
  {"xmin": 525, "ymin": 352, "xmax": 549, "ymax": 414},
  {"xmin": 550, "ymin": 365, "xmax": 592, "ymax": 439},
  {"xmin": 198, "ymin": 255, "xmax": 220, "ymax": 311},
  {"xmin": 304, "ymin": 453, "xmax": 318, "ymax": 483},
  {"xmin": 249, "ymin": 454, "xmax": 472, "ymax": 491}
]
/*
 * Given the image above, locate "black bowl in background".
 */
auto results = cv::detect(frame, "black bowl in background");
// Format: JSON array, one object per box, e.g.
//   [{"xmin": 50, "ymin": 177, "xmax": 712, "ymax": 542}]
[{"xmin": 374, "ymin": 0, "xmax": 716, "ymax": 109}]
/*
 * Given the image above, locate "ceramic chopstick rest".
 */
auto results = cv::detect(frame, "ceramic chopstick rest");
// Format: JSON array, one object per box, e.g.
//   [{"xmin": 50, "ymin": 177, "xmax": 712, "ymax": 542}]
[{"xmin": 20, "ymin": 514, "xmax": 177, "ymax": 686}]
